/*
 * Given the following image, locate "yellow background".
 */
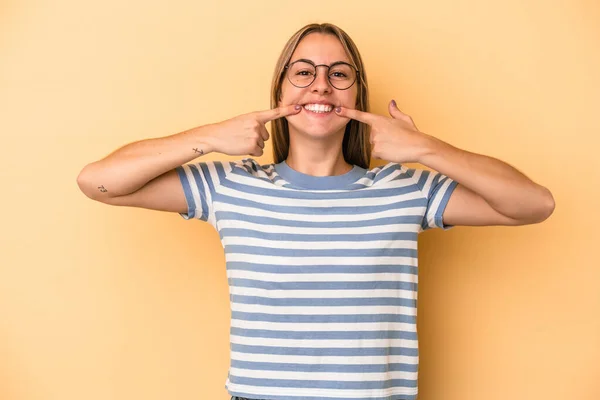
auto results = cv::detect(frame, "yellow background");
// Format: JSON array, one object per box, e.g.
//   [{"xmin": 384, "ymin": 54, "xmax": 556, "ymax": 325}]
[{"xmin": 1, "ymin": 1, "xmax": 598, "ymax": 399}]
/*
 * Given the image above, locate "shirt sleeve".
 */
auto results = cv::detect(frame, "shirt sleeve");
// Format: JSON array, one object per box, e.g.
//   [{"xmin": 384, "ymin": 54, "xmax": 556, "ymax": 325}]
[
  {"xmin": 175, "ymin": 161, "xmax": 220, "ymax": 224},
  {"xmin": 413, "ymin": 168, "xmax": 459, "ymax": 231}
]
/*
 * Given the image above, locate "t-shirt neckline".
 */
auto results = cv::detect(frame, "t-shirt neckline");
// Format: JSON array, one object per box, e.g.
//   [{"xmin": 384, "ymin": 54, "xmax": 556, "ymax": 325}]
[{"xmin": 274, "ymin": 160, "xmax": 366, "ymax": 190}]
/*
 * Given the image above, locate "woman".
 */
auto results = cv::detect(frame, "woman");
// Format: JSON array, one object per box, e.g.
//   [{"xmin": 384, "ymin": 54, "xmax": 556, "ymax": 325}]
[{"xmin": 77, "ymin": 23, "xmax": 554, "ymax": 400}]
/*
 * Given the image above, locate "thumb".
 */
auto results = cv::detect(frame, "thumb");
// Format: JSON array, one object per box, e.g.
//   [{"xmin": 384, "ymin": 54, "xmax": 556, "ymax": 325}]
[{"xmin": 388, "ymin": 99, "xmax": 404, "ymax": 119}]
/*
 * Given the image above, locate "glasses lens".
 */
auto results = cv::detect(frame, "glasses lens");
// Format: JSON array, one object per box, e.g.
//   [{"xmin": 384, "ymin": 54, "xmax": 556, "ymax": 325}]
[
  {"xmin": 287, "ymin": 61, "xmax": 357, "ymax": 89},
  {"xmin": 287, "ymin": 61, "xmax": 316, "ymax": 88},
  {"xmin": 328, "ymin": 63, "xmax": 356, "ymax": 90}
]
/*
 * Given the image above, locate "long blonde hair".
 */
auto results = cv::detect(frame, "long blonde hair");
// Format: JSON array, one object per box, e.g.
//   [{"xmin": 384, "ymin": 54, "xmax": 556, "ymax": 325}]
[{"xmin": 270, "ymin": 23, "xmax": 371, "ymax": 169}]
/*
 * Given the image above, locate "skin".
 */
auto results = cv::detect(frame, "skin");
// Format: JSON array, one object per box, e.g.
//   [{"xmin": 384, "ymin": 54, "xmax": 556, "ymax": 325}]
[
  {"xmin": 78, "ymin": 32, "xmax": 554, "ymax": 226},
  {"xmin": 278, "ymin": 32, "xmax": 358, "ymax": 177},
  {"xmin": 275, "ymin": 33, "xmax": 555, "ymax": 226},
  {"xmin": 334, "ymin": 101, "xmax": 555, "ymax": 226}
]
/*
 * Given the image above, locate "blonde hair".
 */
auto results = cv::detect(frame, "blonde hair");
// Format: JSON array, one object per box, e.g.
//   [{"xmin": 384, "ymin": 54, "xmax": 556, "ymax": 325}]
[{"xmin": 270, "ymin": 23, "xmax": 371, "ymax": 169}]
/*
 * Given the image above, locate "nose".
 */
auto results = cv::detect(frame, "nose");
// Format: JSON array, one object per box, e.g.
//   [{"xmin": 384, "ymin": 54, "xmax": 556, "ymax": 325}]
[{"xmin": 310, "ymin": 66, "xmax": 332, "ymax": 95}]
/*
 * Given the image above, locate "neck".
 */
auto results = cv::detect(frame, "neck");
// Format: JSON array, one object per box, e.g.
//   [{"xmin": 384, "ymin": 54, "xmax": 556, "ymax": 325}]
[{"xmin": 285, "ymin": 127, "xmax": 353, "ymax": 177}]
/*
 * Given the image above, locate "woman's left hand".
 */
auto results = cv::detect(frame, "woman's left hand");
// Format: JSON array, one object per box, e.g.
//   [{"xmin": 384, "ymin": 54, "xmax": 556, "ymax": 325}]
[{"xmin": 335, "ymin": 100, "xmax": 434, "ymax": 164}]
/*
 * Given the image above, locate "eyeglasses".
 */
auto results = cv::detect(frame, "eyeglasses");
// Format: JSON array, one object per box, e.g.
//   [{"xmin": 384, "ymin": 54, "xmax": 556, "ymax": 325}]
[{"xmin": 284, "ymin": 59, "xmax": 359, "ymax": 91}]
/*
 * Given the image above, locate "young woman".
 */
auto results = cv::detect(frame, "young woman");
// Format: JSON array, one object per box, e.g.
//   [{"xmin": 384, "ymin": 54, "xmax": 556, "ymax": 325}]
[{"xmin": 77, "ymin": 23, "xmax": 554, "ymax": 400}]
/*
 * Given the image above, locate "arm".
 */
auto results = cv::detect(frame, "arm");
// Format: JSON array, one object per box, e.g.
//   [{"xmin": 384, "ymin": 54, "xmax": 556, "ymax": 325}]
[
  {"xmin": 76, "ymin": 105, "xmax": 301, "ymax": 213},
  {"xmin": 76, "ymin": 124, "xmax": 216, "ymax": 213},
  {"xmin": 419, "ymin": 136, "xmax": 555, "ymax": 226},
  {"xmin": 334, "ymin": 101, "xmax": 555, "ymax": 227}
]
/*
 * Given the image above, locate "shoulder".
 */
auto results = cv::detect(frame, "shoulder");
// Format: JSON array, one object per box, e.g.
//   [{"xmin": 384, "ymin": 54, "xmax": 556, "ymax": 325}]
[
  {"xmin": 180, "ymin": 158, "xmax": 269, "ymax": 175},
  {"xmin": 366, "ymin": 162, "xmax": 419, "ymax": 183},
  {"xmin": 366, "ymin": 162, "xmax": 452, "ymax": 195},
  {"xmin": 231, "ymin": 158, "xmax": 275, "ymax": 176}
]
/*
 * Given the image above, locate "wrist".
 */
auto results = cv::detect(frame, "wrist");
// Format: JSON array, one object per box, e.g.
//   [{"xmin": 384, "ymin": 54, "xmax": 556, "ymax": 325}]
[
  {"xmin": 415, "ymin": 132, "xmax": 441, "ymax": 164},
  {"xmin": 189, "ymin": 124, "xmax": 216, "ymax": 155},
  {"xmin": 417, "ymin": 132, "xmax": 458, "ymax": 167}
]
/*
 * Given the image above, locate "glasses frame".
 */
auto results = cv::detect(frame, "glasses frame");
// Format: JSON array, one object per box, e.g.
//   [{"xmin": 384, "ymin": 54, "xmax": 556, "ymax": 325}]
[{"xmin": 284, "ymin": 59, "xmax": 360, "ymax": 91}]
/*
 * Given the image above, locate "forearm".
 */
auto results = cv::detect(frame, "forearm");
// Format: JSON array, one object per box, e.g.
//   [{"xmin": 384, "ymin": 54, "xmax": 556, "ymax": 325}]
[
  {"xmin": 77, "ymin": 124, "xmax": 215, "ymax": 198},
  {"xmin": 418, "ymin": 134, "xmax": 555, "ymax": 221}
]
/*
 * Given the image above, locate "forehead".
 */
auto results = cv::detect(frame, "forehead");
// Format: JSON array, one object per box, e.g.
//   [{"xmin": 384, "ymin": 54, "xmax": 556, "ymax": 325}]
[{"xmin": 290, "ymin": 33, "xmax": 351, "ymax": 64}]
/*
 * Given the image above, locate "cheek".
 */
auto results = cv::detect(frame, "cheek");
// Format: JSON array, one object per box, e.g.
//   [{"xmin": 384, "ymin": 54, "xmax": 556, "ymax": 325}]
[
  {"xmin": 346, "ymin": 88, "xmax": 359, "ymax": 108},
  {"xmin": 279, "ymin": 83, "xmax": 303, "ymax": 106}
]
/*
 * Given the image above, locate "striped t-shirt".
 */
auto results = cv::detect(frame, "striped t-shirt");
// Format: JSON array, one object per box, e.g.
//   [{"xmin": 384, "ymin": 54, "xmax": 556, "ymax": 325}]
[{"xmin": 176, "ymin": 158, "xmax": 458, "ymax": 400}]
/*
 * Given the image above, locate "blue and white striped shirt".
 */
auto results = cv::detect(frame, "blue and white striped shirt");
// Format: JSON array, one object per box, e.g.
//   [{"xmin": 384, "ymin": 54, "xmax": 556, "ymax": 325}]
[{"xmin": 176, "ymin": 158, "xmax": 458, "ymax": 400}]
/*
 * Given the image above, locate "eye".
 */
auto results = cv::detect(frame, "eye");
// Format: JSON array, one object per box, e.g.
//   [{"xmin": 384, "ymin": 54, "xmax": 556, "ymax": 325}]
[
  {"xmin": 330, "ymin": 71, "xmax": 348, "ymax": 78},
  {"xmin": 296, "ymin": 70, "xmax": 314, "ymax": 76}
]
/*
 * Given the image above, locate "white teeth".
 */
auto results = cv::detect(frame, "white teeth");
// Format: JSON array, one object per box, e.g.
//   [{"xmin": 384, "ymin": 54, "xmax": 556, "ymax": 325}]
[{"xmin": 303, "ymin": 103, "xmax": 333, "ymax": 113}]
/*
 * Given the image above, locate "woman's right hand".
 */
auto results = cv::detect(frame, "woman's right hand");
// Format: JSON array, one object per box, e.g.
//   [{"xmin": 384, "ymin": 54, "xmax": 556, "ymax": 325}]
[
  {"xmin": 76, "ymin": 104, "xmax": 301, "ymax": 212},
  {"xmin": 207, "ymin": 104, "xmax": 302, "ymax": 156}
]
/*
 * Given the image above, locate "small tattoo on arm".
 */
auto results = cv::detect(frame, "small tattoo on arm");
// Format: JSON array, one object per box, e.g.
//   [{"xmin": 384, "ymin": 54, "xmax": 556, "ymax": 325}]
[
  {"xmin": 98, "ymin": 185, "xmax": 107, "ymax": 193},
  {"xmin": 193, "ymin": 148, "xmax": 204, "ymax": 155}
]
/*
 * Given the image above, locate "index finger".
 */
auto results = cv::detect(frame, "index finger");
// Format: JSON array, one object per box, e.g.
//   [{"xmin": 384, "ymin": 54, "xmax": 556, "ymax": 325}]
[
  {"xmin": 255, "ymin": 104, "xmax": 302, "ymax": 124},
  {"xmin": 334, "ymin": 106, "xmax": 377, "ymax": 125}
]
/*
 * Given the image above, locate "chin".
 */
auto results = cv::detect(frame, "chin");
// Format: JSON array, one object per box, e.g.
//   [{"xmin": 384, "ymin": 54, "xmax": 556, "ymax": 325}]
[
  {"xmin": 290, "ymin": 124, "xmax": 346, "ymax": 138},
  {"xmin": 286, "ymin": 115, "xmax": 347, "ymax": 138}
]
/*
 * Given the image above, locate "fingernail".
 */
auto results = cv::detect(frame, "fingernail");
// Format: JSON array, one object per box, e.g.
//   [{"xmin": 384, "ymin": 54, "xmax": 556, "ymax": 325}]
[
  {"xmin": 335, "ymin": 107, "xmax": 341, "ymax": 113},
  {"xmin": 294, "ymin": 105, "xmax": 301, "ymax": 110},
  {"xmin": 391, "ymin": 99, "xmax": 397, "ymax": 107}
]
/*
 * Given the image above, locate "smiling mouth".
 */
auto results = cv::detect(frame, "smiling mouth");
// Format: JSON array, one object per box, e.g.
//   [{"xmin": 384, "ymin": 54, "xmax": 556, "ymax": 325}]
[{"xmin": 303, "ymin": 103, "xmax": 334, "ymax": 113}]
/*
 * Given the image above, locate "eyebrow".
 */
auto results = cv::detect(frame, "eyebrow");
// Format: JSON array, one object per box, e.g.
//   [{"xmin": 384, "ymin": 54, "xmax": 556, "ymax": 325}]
[{"xmin": 290, "ymin": 58, "xmax": 350, "ymax": 66}]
